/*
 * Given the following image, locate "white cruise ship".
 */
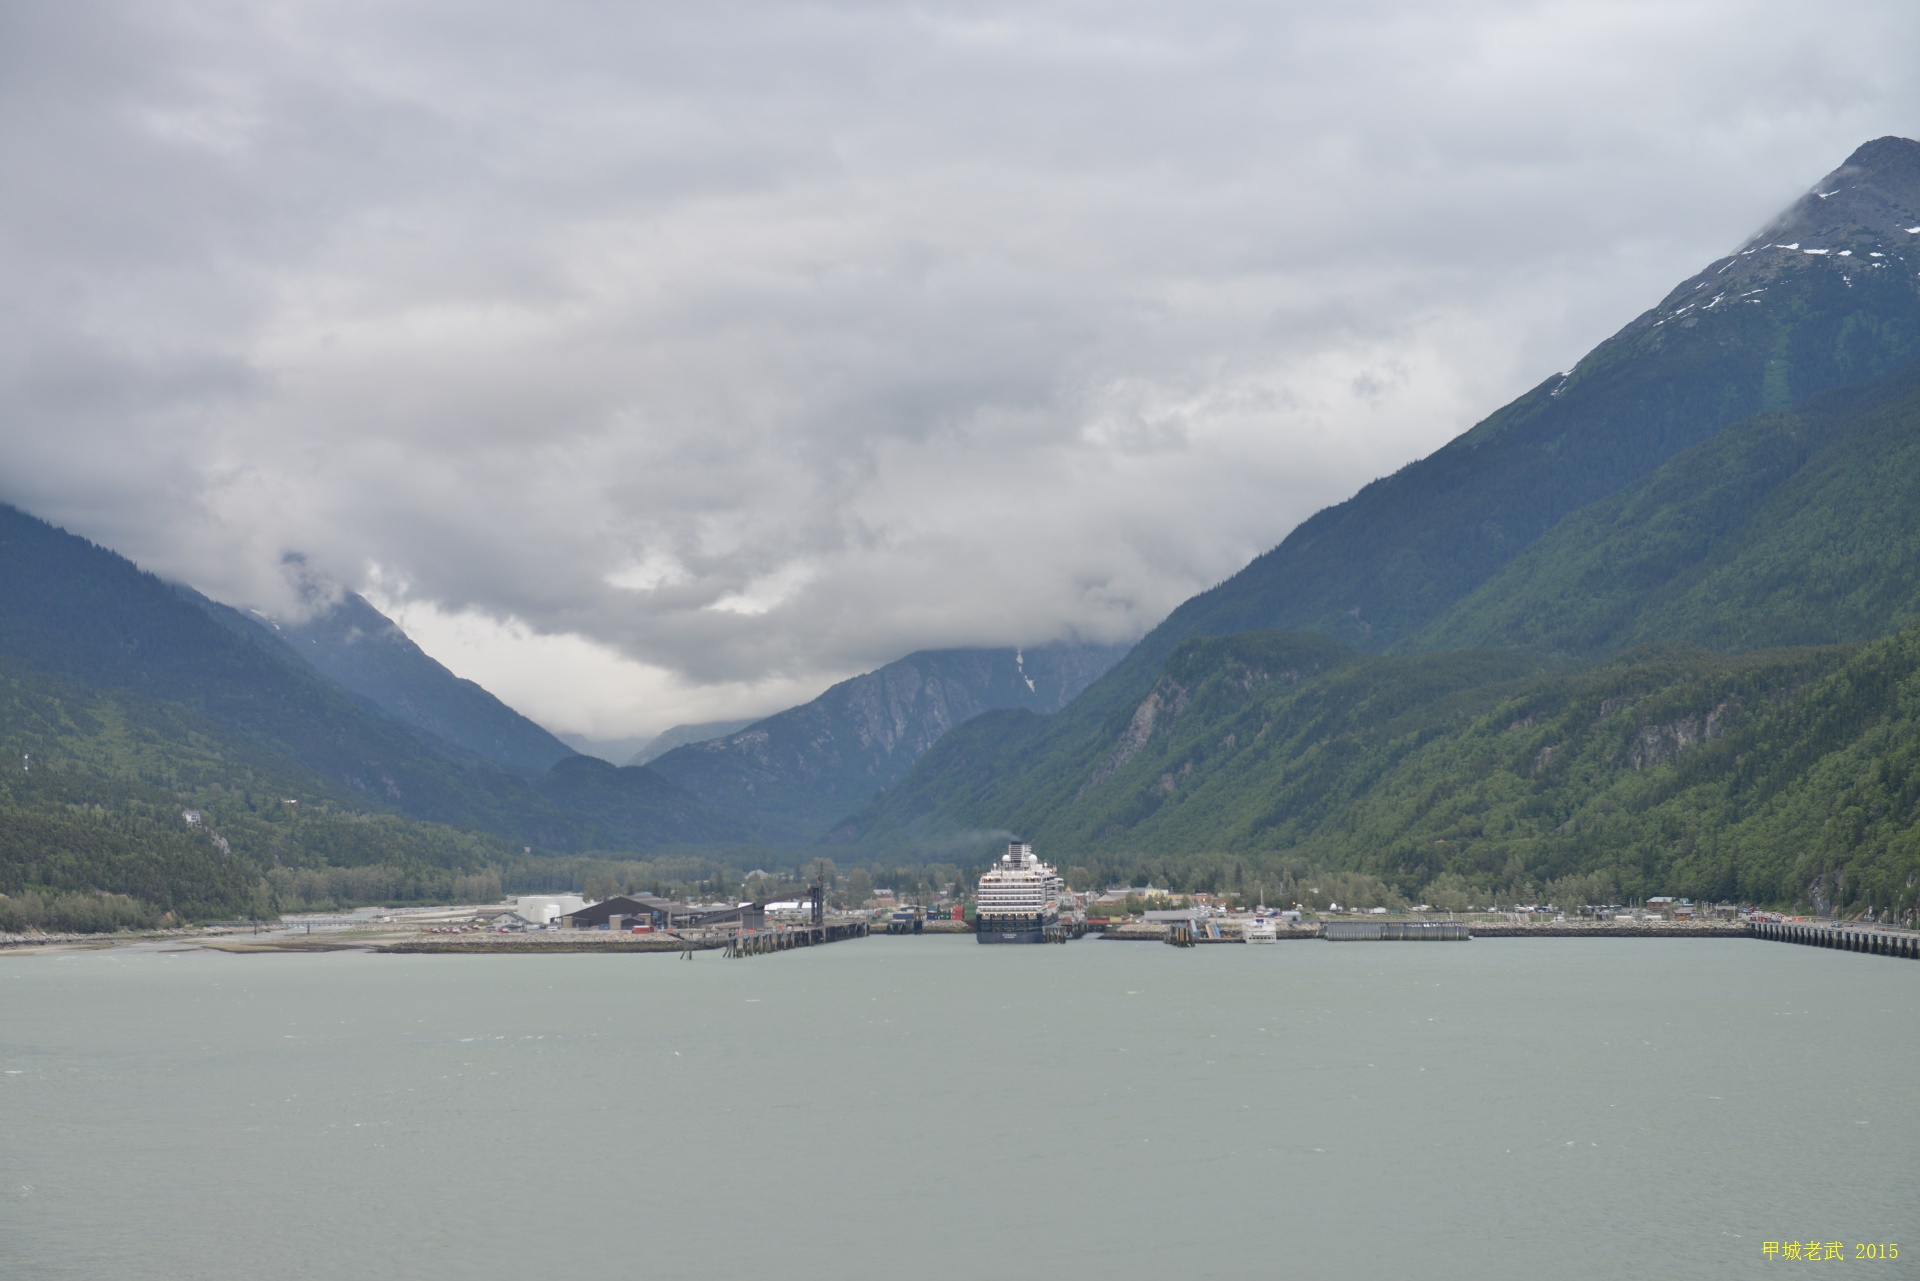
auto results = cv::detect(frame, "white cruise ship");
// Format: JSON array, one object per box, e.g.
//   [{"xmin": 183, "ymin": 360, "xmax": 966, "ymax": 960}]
[{"xmin": 975, "ymin": 842, "xmax": 1064, "ymax": 943}]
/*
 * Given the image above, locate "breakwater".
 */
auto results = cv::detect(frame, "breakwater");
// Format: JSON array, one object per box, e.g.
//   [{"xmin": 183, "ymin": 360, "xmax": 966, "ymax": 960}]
[
  {"xmin": 1468, "ymin": 921, "xmax": 1746, "ymax": 938},
  {"xmin": 383, "ymin": 933, "xmax": 720, "ymax": 954},
  {"xmin": 382, "ymin": 919, "xmax": 874, "ymax": 956},
  {"xmin": 1101, "ymin": 918, "xmax": 1753, "ymax": 942},
  {"xmin": 1748, "ymin": 920, "xmax": 1919, "ymax": 958}
]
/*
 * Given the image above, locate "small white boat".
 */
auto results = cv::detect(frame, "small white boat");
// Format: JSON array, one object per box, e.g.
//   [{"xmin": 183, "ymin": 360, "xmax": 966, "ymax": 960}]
[{"xmin": 1244, "ymin": 916, "xmax": 1278, "ymax": 943}]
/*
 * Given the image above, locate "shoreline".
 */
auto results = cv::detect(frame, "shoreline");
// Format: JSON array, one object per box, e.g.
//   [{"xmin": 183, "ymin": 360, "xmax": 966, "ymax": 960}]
[{"xmin": 6, "ymin": 917, "xmax": 1913, "ymax": 956}]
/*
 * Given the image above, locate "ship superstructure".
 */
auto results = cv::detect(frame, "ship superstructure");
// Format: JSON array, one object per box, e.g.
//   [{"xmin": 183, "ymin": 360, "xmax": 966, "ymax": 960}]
[{"xmin": 975, "ymin": 842, "xmax": 1065, "ymax": 943}]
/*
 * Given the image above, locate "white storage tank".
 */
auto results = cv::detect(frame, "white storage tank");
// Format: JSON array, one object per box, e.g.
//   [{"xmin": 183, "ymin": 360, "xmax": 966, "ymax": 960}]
[{"xmin": 516, "ymin": 894, "xmax": 586, "ymax": 926}]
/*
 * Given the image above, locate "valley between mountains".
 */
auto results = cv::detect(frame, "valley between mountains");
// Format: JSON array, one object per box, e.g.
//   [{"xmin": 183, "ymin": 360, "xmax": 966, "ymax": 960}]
[{"xmin": 8, "ymin": 137, "xmax": 1920, "ymax": 928}]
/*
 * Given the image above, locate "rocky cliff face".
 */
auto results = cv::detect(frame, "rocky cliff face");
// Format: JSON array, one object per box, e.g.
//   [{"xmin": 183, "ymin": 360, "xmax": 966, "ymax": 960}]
[
  {"xmin": 1618, "ymin": 136, "xmax": 1920, "ymax": 362},
  {"xmin": 646, "ymin": 642, "xmax": 1129, "ymax": 841}
]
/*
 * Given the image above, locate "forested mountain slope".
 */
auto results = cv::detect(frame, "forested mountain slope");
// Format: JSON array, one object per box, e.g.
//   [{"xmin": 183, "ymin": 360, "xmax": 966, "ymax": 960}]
[
  {"xmin": 257, "ymin": 590, "xmax": 576, "ymax": 777},
  {"xmin": 840, "ymin": 628, "xmax": 1920, "ymax": 917},
  {"xmin": 0, "ymin": 503, "xmax": 743, "ymax": 852},
  {"xmin": 842, "ymin": 348, "xmax": 1920, "ymax": 913},
  {"xmin": 0, "ymin": 652, "xmax": 518, "ymax": 928},
  {"xmin": 833, "ymin": 632, "xmax": 1541, "ymax": 854},
  {"xmin": 648, "ymin": 642, "xmax": 1128, "ymax": 841},
  {"xmin": 835, "ymin": 140, "xmax": 1920, "ymax": 920},
  {"xmin": 1056, "ymin": 136, "xmax": 1920, "ymax": 724},
  {"xmin": 1409, "ymin": 361, "xmax": 1920, "ymax": 655}
]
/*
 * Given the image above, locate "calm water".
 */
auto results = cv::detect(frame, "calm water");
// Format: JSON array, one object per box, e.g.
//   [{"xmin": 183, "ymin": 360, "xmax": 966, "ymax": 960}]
[{"xmin": 2, "ymin": 936, "xmax": 1915, "ymax": 1279}]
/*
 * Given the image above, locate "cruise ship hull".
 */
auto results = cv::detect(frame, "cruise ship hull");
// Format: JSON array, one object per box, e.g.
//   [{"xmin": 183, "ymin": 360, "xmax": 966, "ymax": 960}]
[
  {"xmin": 975, "ymin": 915, "xmax": 1055, "ymax": 944},
  {"xmin": 977, "ymin": 924, "xmax": 1049, "ymax": 944}
]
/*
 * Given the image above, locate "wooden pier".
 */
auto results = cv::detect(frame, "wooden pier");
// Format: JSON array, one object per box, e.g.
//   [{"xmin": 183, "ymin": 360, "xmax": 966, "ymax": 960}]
[
  {"xmin": 723, "ymin": 919, "xmax": 869, "ymax": 958},
  {"xmin": 1748, "ymin": 920, "xmax": 1919, "ymax": 959}
]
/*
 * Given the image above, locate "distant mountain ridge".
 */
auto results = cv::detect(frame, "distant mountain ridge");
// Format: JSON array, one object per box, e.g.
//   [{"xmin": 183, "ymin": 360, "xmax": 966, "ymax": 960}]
[
  {"xmin": 647, "ymin": 642, "xmax": 1129, "ymax": 841},
  {"xmin": 0, "ymin": 502, "xmax": 743, "ymax": 853},
  {"xmin": 259, "ymin": 590, "xmax": 577, "ymax": 777},
  {"xmin": 627, "ymin": 719, "xmax": 756, "ymax": 767}
]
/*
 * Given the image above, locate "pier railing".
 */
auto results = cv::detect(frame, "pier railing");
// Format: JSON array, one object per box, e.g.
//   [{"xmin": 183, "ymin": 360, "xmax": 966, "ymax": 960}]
[
  {"xmin": 1323, "ymin": 921, "xmax": 1470, "ymax": 941},
  {"xmin": 724, "ymin": 917, "xmax": 869, "ymax": 958},
  {"xmin": 1748, "ymin": 920, "xmax": 1918, "ymax": 959}
]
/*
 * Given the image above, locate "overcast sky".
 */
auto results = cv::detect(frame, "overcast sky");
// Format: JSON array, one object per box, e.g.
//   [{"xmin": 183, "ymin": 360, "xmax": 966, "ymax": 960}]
[{"xmin": 3, "ymin": 0, "xmax": 1917, "ymax": 740}]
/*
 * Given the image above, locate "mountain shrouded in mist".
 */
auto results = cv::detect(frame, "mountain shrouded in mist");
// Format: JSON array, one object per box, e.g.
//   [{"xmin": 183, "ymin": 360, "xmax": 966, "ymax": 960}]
[
  {"xmin": 833, "ymin": 138, "xmax": 1920, "ymax": 918},
  {"xmin": 0, "ymin": 503, "xmax": 744, "ymax": 857},
  {"xmin": 254, "ymin": 590, "xmax": 578, "ymax": 778},
  {"xmin": 1046, "ymin": 137, "xmax": 1920, "ymax": 724},
  {"xmin": 13, "ymin": 138, "xmax": 1920, "ymax": 922},
  {"xmin": 626, "ymin": 721, "xmax": 757, "ymax": 767}
]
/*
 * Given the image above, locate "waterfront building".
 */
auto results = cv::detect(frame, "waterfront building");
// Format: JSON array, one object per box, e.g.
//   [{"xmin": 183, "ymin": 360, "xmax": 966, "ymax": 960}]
[{"xmin": 562, "ymin": 896, "xmax": 768, "ymax": 931}]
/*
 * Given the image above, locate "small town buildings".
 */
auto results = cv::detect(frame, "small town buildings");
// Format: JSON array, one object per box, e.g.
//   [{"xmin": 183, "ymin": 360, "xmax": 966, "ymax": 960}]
[
  {"xmin": 471, "ymin": 908, "xmax": 540, "ymax": 930},
  {"xmin": 1094, "ymin": 886, "xmax": 1167, "ymax": 906}
]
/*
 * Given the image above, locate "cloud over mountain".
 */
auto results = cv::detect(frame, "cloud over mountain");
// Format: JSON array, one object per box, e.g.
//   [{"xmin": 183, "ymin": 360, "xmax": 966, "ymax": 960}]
[{"xmin": 2, "ymin": 0, "xmax": 1917, "ymax": 735}]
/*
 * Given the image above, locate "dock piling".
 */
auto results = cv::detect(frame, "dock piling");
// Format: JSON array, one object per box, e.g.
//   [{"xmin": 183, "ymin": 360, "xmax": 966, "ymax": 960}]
[{"xmin": 1748, "ymin": 920, "xmax": 1918, "ymax": 959}]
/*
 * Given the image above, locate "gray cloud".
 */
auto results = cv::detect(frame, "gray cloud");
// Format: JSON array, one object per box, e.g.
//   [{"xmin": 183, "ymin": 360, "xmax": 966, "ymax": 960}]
[{"xmin": 3, "ymin": 0, "xmax": 1918, "ymax": 734}]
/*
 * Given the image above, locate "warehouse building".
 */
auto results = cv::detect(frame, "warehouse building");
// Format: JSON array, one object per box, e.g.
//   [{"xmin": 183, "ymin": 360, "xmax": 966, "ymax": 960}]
[
  {"xmin": 562, "ymin": 894, "xmax": 685, "ymax": 930},
  {"xmin": 562, "ymin": 895, "xmax": 765, "ymax": 931}
]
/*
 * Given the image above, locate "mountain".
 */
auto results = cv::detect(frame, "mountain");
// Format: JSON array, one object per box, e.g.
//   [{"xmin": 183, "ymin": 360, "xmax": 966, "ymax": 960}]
[
  {"xmin": 627, "ymin": 719, "xmax": 756, "ymax": 767},
  {"xmin": 253, "ymin": 590, "xmax": 576, "ymax": 777},
  {"xmin": 1060, "ymin": 136, "xmax": 1920, "ymax": 721},
  {"xmin": 840, "ymin": 627, "xmax": 1920, "ymax": 916},
  {"xmin": 0, "ymin": 502, "xmax": 744, "ymax": 853},
  {"xmin": 645, "ymin": 642, "xmax": 1129, "ymax": 841},
  {"xmin": 0, "ymin": 636, "xmax": 759, "ymax": 931},
  {"xmin": 0, "ymin": 646, "xmax": 519, "ymax": 929},
  {"xmin": 833, "ymin": 139, "xmax": 1920, "ymax": 917},
  {"xmin": 1409, "ymin": 362, "xmax": 1920, "ymax": 655},
  {"xmin": 557, "ymin": 732, "xmax": 658, "ymax": 765}
]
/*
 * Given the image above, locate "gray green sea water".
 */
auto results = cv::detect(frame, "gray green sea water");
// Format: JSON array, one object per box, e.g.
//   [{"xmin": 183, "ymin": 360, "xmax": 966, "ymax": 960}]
[{"xmin": 2, "ymin": 935, "xmax": 1914, "ymax": 1280}]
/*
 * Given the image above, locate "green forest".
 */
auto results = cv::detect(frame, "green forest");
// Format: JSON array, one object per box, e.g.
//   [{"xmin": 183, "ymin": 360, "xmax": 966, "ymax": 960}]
[
  {"xmin": 0, "ymin": 654, "xmax": 813, "ymax": 930},
  {"xmin": 12, "ymin": 167, "xmax": 1920, "ymax": 930},
  {"xmin": 840, "ymin": 627, "xmax": 1920, "ymax": 920}
]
